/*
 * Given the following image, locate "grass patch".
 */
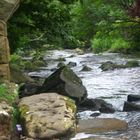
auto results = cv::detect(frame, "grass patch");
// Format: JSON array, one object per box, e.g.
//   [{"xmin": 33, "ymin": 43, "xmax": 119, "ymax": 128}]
[{"xmin": 0, "ymin": 83, "xmax": 18, "ymax": 105}]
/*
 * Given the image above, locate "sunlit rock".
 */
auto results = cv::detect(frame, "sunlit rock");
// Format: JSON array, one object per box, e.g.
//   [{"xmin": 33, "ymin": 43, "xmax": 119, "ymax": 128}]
[{"xmin": 18, "ymin": 93, "xmax": 76, "ymax": 139}]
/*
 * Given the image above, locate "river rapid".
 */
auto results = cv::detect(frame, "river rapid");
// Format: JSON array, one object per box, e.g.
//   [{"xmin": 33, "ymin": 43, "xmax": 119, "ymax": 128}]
[{"xmin": 28, "ymin": 50, "xmax": 140, "ymax": 140}]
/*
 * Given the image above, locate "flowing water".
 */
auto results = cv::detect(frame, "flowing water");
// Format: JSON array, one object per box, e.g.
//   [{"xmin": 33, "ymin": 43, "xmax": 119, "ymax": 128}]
[{"xmin": 28, "ymin": 50, "xmax": 140, "ymax": 139}]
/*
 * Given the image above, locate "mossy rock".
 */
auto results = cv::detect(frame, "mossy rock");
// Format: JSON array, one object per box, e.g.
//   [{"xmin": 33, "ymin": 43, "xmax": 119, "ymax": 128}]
[
  {"xmin": 10, "ymin": 64, "xmax": 34, "ymax": 84},
  {"xmin": 57, "ymin": 57, "xmax": 66, "ymax": 61},
  {"xmin": 125, "ymin": 60, "xmax": 139, "ymax": 68},
  {"xmin": 64, "ymin": 97, "xmax": 77, "ymax": 113},
  {"xmin": 42, "ymin": 66, "xmax": 87, "ymax": 103},
  {"xmin": 33, "ymin": 60, "xmax": 46, "ymax": 67},
  {"xmin": 24, "ymin": 61, "xmax": 38, "ymax": 71},
  {"xmin": 19, "ymin": 104, "xmax": 29, "ymax": 117}
]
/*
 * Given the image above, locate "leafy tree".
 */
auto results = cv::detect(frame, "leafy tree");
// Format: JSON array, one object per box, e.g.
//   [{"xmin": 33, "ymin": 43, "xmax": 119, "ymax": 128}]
[{"xmin": 8, "ymin": 0, "xmax": 76, "ymax": 53}]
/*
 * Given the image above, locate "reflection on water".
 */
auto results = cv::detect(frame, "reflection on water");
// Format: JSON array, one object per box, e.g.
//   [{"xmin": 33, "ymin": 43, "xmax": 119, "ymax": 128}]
[{"xmin": 28, "ymin": 50, "xmax": 140, "ymax": 139}]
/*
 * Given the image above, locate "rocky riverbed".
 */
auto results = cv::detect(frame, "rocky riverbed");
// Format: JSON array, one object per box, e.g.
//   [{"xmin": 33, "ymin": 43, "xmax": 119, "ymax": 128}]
[{"xmin": 27, "ymin": 49, "xmax": 140, "ymax": 140}]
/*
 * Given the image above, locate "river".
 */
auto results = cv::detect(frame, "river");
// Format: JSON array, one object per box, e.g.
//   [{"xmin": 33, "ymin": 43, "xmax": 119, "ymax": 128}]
[{"xmin": 28, "ymin": 49, "xmax": 140, "ymax": 140}]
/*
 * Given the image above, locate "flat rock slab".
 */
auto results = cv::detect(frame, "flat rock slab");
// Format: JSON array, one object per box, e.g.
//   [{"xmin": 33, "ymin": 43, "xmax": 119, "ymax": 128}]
[
  {"xmin": 77, "ymin": 118, "xmax": 128, "ymax": 133},
  {"xmin": 18, "ymin": 93, "xmax": 76, "ymax": 139},
  {"xmin": 0, "ymin": 0, "xmax": 19, "ymax": 21}
]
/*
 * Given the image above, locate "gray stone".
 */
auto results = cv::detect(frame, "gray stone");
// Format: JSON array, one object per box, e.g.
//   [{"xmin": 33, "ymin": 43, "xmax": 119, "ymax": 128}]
[
  {"xmin": 127, "ymin": 94, "xmax": 140, "ymax": 102},
  {"xmin": 81, "ymin": 65, "xmax": 92, "ymax": 71},
  {"xmin": 41, "ymin": 66, "xmax": 87, "ymax": 103},
  {"xmin": 79, "ymin": 98, "xmax": 115, "ymax": 113},
  {"xmin": 100, "ymin": 61, "xmax": 120, "ymax": 71},
  {"xmin": 67, "ymin": 62, "xmax": 77, "ymax": 67},
  {"xmin": 18, "ymin": 93, "xmax": 76, "ymax": 139}
]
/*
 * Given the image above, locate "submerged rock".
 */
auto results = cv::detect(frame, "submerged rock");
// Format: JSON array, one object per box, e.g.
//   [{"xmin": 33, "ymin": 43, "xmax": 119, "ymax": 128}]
[
  {"xmin": 18, "ymin": 93, "xmax": 76, "ymax": 139},
  {"xmin": 123, "ymin": 101, "xmax": 140, "ymax": 111},
  {"xmin": 100, "ymin": 61, "xmax": 123, "ymax": 71},
  {"xmin": 41, "ymin": 66, "xmax": 87, "ymax": 103},
  {"xmin": 79, "ymin": 98, "xmax": 115, "ymax": 113},
  {"xmin": 100, "ymin": 60, "xmax": 139, "ymax": 71},
  {"xmin": 77, "ymin": 118, "xmax": 128, "ymax": 133},
  {"xmin": 81, "ymin": 65, "xmax": 92, "ymax": 71},
  {"xmin": 125, "ymin": 60, "xmax": 139, "ymax": 68},
  {"xmin": 68, "ymin": 62, "xmax": 77, "ymax": 68},
  {"xmin": 127, "ymin": 94, "xmax": 140, "ymax": 102}
]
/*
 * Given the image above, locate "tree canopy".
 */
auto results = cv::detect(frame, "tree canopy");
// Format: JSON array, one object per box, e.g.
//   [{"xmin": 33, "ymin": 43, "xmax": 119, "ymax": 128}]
[{"xmin": 8, "ymin": 0, "xmax": 140, "ymax": 53}]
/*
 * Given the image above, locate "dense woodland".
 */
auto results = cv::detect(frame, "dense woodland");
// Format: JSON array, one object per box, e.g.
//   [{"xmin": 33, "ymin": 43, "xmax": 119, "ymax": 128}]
[{"xmin": 8, "ymin": 0, "xmax": 140, "ymax": 54}]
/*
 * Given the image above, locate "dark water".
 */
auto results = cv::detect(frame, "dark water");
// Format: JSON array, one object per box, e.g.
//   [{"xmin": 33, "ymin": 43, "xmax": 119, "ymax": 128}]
[{"xmin": 28, "ymin": 50, "xmax": 140, "ymax": 139}]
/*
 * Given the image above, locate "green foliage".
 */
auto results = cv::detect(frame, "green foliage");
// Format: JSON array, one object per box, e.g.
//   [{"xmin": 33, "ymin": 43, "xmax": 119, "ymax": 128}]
[
  {"xmin": 71, "ymin": 0, "xmax": 140, "ymax": 53},
  {"xmin": 10, "ymin": 52, "xmax": 46, "ymax": 72},
  {"xmin": 0, "ymin": 83, "xmax": 18, "ymax": 104},
  {"xmin": 8, "ymin": 0, "xmax": 76, "ymax": 53},
  {"xmin": 91, "ymin": 29, "xmax": 131, "ymax": 53},
  {"xmin": 8, "ymin": 0, "xmax": 140, "ymax": 53},
  {"xmin": 91, "ymin": 32, "xmax": 112, "ymax": 53},
  {"xmin": 111, "ymin": 38, "xmax": 130, "ymax": 53}
]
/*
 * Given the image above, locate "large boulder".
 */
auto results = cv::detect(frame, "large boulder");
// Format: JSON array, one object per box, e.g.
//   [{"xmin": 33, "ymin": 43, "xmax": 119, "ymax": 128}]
[
  {"xmin": 41, "ymin": 66, "xmax": 87, "ymax": 103},
  {"xmin": 18, "ymin": 93, "xmax": 77, "ymax": 139},
  {"xmin": 77, "ymin": 118, "xmax": 128, "ymax": 133},
  {"xmin": 0, "ymin": 102, "xmax": 13, "ymax": 140},
  {"xmin": 0, "ymin": 0, "xmax": 19, "ymax": 21}
]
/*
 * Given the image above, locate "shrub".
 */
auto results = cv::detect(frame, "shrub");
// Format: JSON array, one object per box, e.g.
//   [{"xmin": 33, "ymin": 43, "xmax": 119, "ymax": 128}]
[
  {"xmin": 110, "ymin": 38, "xmax": 130, "ymax": 53},
  {"xmin": 91, "ymin": 36, "xmax": 112, "ymax": 53}
]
